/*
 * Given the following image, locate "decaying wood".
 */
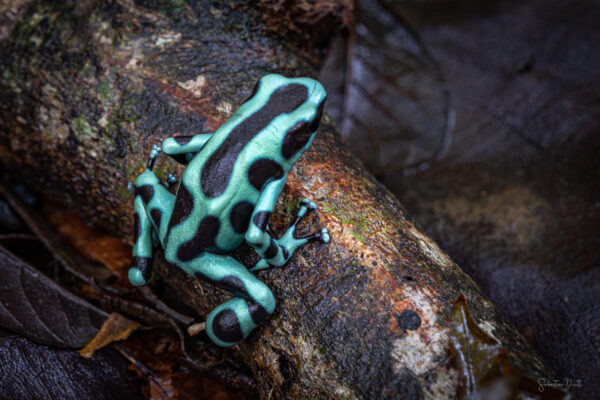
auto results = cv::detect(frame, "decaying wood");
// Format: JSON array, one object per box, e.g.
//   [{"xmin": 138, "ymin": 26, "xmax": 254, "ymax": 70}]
[{"xmin": 0, "ymin": 1, "xmax": 551, "ymax": 398}]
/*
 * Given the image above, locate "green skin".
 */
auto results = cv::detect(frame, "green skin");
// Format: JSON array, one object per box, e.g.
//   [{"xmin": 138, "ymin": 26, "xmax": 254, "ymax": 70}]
[{"xmin": 128, "ymin": 74, "xmax": 329, "ymax": 346}]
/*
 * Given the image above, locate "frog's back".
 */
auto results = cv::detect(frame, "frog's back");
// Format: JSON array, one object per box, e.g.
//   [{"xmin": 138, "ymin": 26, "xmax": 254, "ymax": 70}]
[
  {"xmin": 163, "ymin": 160, "xmax": 252, "ymax": 263},
  {"xmin": 164, "ymin": 74, "xmax": 324, "ymax": 264}
]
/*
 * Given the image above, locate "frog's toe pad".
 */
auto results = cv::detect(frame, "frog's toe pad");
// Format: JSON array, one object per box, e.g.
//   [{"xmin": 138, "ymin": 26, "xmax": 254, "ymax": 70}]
[
  {"xmin": 149, "ymin": 144, "xmax": 162, "ymax": 159},
  {"xmin": 300, "ymin": 227, "xmax": 330, "ymax": 243},
  {"xmin": 321, "ymin": 228, "xmax": 330, "ymax": 243},
  {"xmin": 128, "ymin": 267, "xmax": 148, "ymax": 287},
  {"xmin": 299, "ymin": 198, "xmax": 317, "ymax": 211},
  {"xmin": 295, "ymin": 199, "xmax": 317, "ymax": 219}
]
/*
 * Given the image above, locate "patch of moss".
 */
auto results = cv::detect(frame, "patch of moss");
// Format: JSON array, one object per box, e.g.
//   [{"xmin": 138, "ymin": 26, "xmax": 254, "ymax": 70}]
[
  {"xmin": 126, "ymin": 137, "xmax": 136, "ymax": 152},
  {"xmin": 98, "ymin": 79, "xmax": 142, "ymax": 141},
  {"xmin": 97, "ymin": 81, "xmax": 110, "ymax": 99},
  {"xmin": 285, "ymin": 197, "xmax": 300, "ymax": 215},
  {"xmin": 142, "ymin": 0, "xmax": 187, "ymax": 20},
  {"xmin": 72, "ymin": 115, "xmax": 93, "ymax": 139},
  {"xmin": 322, "ymin": 203, "xmax": 368, "ymax": 243},
  {"xmin": 127, "ymin": 158, "xmax": 147, "ymax": 176},
  {"xmin": 153, "ymin": 162, "xmax": 170, "ymax": 182},
  {"xmin": 3, "ymin": 67, "xmax": 17, "ymax": 81},
  {"xmin": 119, "ymin": 185, "xmax": 133, "ymax": 198},
  {"xmin": 112, "ymin": 89, "xmax": 140, "ymax": 127},
  {"xmin": 166, "ymin": 0, "xmax": 186, "ymax": 16},
  {"xmin": 79, "ymin": 61, "xmax": 95, "ymax": 79}
]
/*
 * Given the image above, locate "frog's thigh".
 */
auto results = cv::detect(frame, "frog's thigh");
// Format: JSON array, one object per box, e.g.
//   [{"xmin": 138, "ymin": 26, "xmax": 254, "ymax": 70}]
[
  {"xmin": 179, "ymin": 252, "xmax": 276, "ymax": 345},
  {"xmin": 184, "ymin": 252, "xmax": 275, "ymax": 312}
]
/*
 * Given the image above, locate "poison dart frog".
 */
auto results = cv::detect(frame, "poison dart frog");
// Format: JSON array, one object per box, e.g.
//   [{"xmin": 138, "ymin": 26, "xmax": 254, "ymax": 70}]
[{"xmin": 128, "ymin": 74, "xmax": 330, "ymax": 346}]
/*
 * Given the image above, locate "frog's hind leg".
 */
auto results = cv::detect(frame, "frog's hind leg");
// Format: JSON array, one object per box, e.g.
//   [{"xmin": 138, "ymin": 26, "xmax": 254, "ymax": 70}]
[
  {"xmin": 128, "ymin": 168, "xmax": 174, "ymax": 286},
  {"xmin": 179, "ymin": 252, "xmax": 275, "ymax": 347}
]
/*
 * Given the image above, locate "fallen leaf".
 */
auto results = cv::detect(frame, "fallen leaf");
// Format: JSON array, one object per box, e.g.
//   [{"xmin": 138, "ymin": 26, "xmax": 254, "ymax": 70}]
[
  {"xmin": 449, "ymin": 294, "xmax": 505, "ymax": 396},
  {"xmin": 450, "ymin": 295, "xmax": 572, "ymax": 399},
  {"xmin": 320, "ymin": 0, "xmax": 450, "ymax": 175},
  {"xmin": 121, "ymin": 334, "xmax": 182, "ymax": 400},
  {"xmin": 0, "ymin": 328, "xmax": 143, "ymax": 400},
  {"xmin": 79, "ymin": 313, "xmax": 140, "ymax": 358},
  {"xmin": 0, "ymin": 247, "xmax": 108, "ymax": 348}
]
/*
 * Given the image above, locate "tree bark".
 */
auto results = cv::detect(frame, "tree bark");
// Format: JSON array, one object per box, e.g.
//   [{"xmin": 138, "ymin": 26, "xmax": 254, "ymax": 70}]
[{"xmin": 0, "ymin": 1, "xmax": 551, "ymax": 398}]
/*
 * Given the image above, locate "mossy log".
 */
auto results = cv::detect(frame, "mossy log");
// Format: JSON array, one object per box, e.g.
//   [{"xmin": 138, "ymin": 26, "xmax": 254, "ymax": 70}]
[{"xmin": 0, "ymin": 1, "xmax": 550, "ymax": 398}]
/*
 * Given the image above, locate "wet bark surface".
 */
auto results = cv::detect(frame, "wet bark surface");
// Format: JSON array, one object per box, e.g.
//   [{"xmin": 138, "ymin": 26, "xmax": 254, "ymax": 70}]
[
  {"xmin": 0, "ymin": 0, "xmax": 554, "ymax": 398},
  {"xmin": 322, "ymin": 0, "xmax": 599, "ymax": 397}
]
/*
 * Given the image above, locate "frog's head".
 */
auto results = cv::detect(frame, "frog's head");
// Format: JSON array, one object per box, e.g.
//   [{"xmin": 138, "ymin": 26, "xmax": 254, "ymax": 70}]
[{"xmin": 243, "ymin": 74, "xmax": 327, "ymax": 166}]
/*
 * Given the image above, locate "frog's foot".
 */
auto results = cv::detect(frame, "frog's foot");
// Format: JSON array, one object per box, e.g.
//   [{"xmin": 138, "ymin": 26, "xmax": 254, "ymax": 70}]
[
  {"xmin": 146, "ymin": 144, "xmax": 162, "ymax": 170},
  {"xmin": 277, "ymin": 199, "xmax": 328, "ymax": 256},
  {"xmin": 164, "ymin": 173, "xmax": 178, "ymax": 189},
  {"xmin": 299, "ymin": 227, "xmax": 330, "ymax": 243},
  {"xmin": 251, "ymin": 225, "xmax": 329, "ymax": 272},
  {"xmin": 291, "ymin": 198, "xmax": 316, "ymax": 226},
  {"xmin": 249, "ymin": 199, "xmax": 329, "ymax": 272},
  {"xmin": 285, "ymin": 199, "xmax": 329, "ymax": 243}
]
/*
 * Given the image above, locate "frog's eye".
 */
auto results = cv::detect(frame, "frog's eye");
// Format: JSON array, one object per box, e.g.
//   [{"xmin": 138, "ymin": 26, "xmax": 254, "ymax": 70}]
[
  {"xmin": 282, "ymin": 121, "xmax": 311, "ymax": 158},
  {"xmin": 309, "ymin": 99, "xmax": 325, "ymax": 132},
  {"xmin": 292, "ymin": 121, "xmax": 311, "ymax": 140}
]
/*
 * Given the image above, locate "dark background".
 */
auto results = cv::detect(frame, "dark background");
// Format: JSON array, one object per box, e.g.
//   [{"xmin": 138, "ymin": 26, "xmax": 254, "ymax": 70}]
[{"xmin": 321, "ymin": 0, "xmax": 600, "ymax": 398}]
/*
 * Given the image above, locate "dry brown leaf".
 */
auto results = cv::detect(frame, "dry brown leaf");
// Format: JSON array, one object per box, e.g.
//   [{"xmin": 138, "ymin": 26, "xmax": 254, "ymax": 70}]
[
  {"xmin": 79, "ymin": 313, "xmax": 140, "ymax": 358},
  {"xmin": 449, "ymin": 294, "xmax": 505, "ymax": 396},
  {"xmin": 450, "ymin": 295, "xmax": 571, "ymax": 399}
]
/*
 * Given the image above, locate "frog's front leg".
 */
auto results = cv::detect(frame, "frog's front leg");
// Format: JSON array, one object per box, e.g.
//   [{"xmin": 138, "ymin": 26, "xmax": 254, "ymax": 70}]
[
  {"xmin": 128, "ymin": 168, "xmax": 175, "ymax": 286},
  {"xmin": 246, "ymin": 180, "xmax": 329, "ymax": 271},
  {"xmin": 162, "ymin": 133, "xmax": 212, "ymax": 165},
  {"xmin": 129, "ymin": 194, "xmax": 154, "ymax": 286}
]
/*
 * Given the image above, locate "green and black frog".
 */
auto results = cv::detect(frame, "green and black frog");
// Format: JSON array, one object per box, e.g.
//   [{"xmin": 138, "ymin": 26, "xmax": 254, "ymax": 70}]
[{"xmin": 128, "ymin": 74, "xmax": 330, "ymax": 346}]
